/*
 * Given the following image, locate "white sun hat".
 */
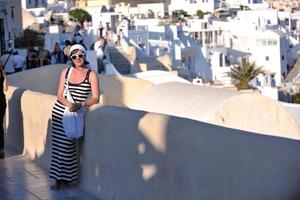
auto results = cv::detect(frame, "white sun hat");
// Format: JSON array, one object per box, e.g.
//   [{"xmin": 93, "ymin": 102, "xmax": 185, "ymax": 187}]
[{"xmin": 69, "ymin": 44, "xmax": 86, "ymax": 55}]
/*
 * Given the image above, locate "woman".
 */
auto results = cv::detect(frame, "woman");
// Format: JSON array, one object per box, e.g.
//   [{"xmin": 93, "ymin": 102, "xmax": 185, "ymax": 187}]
[
  {"xmin": 0, "ymin": 60, "xmax": 8, "ymax": 159},
  {"xmin": 49, "ymin": 44, "xmax": 100, "ymax": 189},
  {"xmin": 51, "ymin": 43, "xmax": 64, "ymax": 64}
]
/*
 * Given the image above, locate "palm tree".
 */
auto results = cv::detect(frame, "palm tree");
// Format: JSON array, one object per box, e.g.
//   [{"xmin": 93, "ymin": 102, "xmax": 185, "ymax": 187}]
[{"xmin": 227, "ymin": 62, "xmax": 264, "ymax": 90}]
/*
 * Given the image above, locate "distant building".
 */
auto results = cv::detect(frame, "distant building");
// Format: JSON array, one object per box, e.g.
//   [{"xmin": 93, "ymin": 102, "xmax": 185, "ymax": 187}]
[
  {"xmin": 0, "ymin": 0, "xmax": 23, "ymax": 56},
  {"xmin": 75, "ymin": 0, "xmax": 117, "ymax": 7},
  {"xmin": 169, "ymin": 0, "xmax": 220, "ymax": 16},
  {"xmin": 21, "ymin": 0, "xmax": 48, "ymax": 9}
]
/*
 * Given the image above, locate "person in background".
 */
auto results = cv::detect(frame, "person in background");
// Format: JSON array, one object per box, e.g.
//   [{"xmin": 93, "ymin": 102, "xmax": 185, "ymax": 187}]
[
  {"xmin": 51, "ymin": 43, "xmax": 64, "ymax": 64},
  {"xmin": 94, "ymin": 36, "xmax": 106, "ymax": 73},
  {"xmin": 115, "ymin": 29, "xmax": 123, "ymax": 46},
  {"xmin": 0, "ymin": 49, "xmax": 15, "ymax": 75},
  {"xmin": 38, "ymin": 47, "xmax": 51, "ymax": 67},
  {"xmin": 12, "ymin": 50, "xmax": 25, "ymax": 72},
  {"xmin": 98, "ymin": 21, "xmax": 104, "ymax": 38},
  {"xmin": 63, "ymin": 40, "xmax": 72, "ymax": 64},
  {"xmin": 26, "ymin": 48, "xmax": 40, "ymax": 69},
  {"xmin": 83, "ymin": 20, "xmax": 89, "ymax": 31},
  {"xmin": 0, "ymin": 60, "xmax": 8, "ymax": 159},
  {"xmin": 49, "ymin": 44, "xmax": 100, "ymax": 189}
]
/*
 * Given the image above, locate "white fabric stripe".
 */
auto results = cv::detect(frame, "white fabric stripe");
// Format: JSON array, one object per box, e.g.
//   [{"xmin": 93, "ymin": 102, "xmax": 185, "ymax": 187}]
[
  {"xmin": 52, "ymin": 151, "xmax": 77, "ymax": 159},
  {"xmin": 50, "ymin": 167, "xmax": 78, "ymax": 175},
  {"xmin": 52, "ymin": 146, "xmax": 77, "ymax": 154},
  {"xmin": 51, "ymin": 155, "xmax": 78, "ymax": 163},
  {"xmin": 49, "ymin": 172, "xmax": 78, "ymax": 181},
  {"xmin": 51, "ymin": 162, "xmax": 77, "ymax": 170},
  {"xmin": 52, "ymin": 134, "xmax": 76, "ymax": 143}
]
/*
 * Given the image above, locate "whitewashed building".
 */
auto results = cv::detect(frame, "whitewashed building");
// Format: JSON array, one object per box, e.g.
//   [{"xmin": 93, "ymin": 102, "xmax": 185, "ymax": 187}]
[
  {"xmin": 169, "ymin": 0, "xmax": 219, "ymax": 16},
  {"xmin": 212, "ymin": 9, "xmax": 289, "ymax": 86},
  {"xmin": 21, "ymin": 0, "xmax": 48, "ymax": 9}
]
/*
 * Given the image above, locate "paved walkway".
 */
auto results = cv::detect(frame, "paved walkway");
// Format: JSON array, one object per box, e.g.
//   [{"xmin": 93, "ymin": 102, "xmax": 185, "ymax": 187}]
[{"xmin": 0, "ymin": 148, "xmax": 98, "ymax": 200}]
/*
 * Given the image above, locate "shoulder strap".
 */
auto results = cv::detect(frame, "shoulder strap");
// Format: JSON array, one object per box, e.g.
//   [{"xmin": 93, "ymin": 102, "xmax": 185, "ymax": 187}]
[
  {"xmin": 3, "ymin": 54, "xmax": 12, "ymax": 70},
  {"xmin": 64, "ymin": 67, "xmax": 74, "ymax": 102},
  {"xmin": 65, "ymin": 67, "xmax": 72, "ymax": 80},
  {"xmin": 86, "ymin": 70, "xmax": 91, "ymax": 82}
]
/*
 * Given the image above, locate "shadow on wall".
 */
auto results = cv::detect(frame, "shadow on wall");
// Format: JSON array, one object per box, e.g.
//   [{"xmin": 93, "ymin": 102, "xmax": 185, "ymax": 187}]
[
  {"xmin": 163, "ymin": 117, "xmax": 300, "ymax": 200},
  {"xmin": 80, "ymin": 105, "xmax": 164, "ymax": 200},
  {"xmin": 79, "ymin": 104, "xmax": 300, "ymax": 200},
  {"xmin": 6, "ymin": 87, "xmax": 26, "ymax": 154},
  {"xmin": 32, "ymin": 119, "xmax": 53, "ymax": 168}
]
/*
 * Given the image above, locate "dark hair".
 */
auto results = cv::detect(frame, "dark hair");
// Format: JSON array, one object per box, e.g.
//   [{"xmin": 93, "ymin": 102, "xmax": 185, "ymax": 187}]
[{"xmin": 65, "ymin": 40, "xmax": 72, "ymax": 46}]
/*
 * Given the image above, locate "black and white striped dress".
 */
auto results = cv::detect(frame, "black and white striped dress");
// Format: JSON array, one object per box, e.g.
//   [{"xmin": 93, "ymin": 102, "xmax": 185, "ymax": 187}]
[{"xmin": 49, "ymin": 67, "xmax": 91, "ymax": 182}]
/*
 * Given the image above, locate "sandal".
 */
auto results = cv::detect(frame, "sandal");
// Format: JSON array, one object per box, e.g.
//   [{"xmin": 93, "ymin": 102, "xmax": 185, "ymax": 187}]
[
  {"xmin": 0, "ymin": 149, "xmax": 4, "ymax": 159},
  {"xmin": 59, "ymin": 180, "xmax": 69, "ymax": 189},
  {"xmin": 50, "ymin": 180, "xmax": 61, "ymax": 190}
]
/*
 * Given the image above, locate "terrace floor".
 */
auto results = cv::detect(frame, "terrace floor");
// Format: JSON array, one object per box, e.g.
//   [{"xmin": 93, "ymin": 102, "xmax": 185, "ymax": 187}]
[{"xmin": 0, "ymin": 147, "xmax": 99, "ymax": 200}]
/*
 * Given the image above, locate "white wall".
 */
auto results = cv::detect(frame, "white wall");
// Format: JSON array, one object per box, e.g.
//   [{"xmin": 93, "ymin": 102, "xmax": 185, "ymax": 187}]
[
  {"xmin": 236, "ymin": 9, "xmax": 278, "ymax": 27},
  {"xmin": 169, "ymin": 0, "xmax": 217, "ymax": 15},
  {"xmin": 5, "ymin": 88, "xmax": 300, "ymax": 200}
]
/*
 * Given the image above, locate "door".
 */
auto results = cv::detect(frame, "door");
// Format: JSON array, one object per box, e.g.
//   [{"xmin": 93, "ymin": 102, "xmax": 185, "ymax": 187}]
[{"xmin": 0, "ymin": 19, "xmax": 5, "ymax": 55}]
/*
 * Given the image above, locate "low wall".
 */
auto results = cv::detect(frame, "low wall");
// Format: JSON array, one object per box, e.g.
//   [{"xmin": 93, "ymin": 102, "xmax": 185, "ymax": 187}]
[
  {"xmin": 7, "ymin": 65, "xmax": 154, "ymax": 107},
  {"xmin": 5, "ymin": 87, "xmax": 300, "ymax": 200}
]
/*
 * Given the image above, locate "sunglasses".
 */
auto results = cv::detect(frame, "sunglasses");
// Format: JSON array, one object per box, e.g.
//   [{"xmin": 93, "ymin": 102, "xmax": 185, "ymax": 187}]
[{"xmin": 71, "ymin": 54, "xmax": 85, "ymax": 60}]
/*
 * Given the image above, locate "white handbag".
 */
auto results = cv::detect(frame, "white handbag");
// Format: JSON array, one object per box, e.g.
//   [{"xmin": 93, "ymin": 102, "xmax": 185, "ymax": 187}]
[{"xmin": 62, "ymin": 67, "xmax": 84, "ymax": 139}]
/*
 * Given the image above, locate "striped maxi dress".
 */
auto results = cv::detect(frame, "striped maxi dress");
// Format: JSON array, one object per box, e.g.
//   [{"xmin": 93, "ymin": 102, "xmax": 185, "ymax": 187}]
[{"xmin": 49, "ymin": 68, "xmax": 91, "ymax": 182}]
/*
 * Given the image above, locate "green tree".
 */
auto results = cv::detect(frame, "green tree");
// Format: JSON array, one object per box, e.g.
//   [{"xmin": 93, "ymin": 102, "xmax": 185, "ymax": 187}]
[
  {"xmin": 148, "ymin": 9, "xmax": 155, "ymax": 18},
  {"xmin": 227, "ymin": 62, "xmax": 264, "ymax": 90},
  {"xmin": 69, "ymin": 8, "xmax": 92, "ymax": 25},
  {"xmin": 14, "ymin": 28, "xmax": 45, "ymax": 48},
  {"xmin": 294, "ymin": 93, "xmax": 300, "ymax": 104},
  {"xmin": 196, "ymin": 10, "xmax": 205, "ymax": 19}
]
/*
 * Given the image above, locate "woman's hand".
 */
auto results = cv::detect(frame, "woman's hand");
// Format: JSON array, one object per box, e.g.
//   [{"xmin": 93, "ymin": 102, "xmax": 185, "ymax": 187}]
[{"xmin": 69, "ymin": 103, "xmax": 82, "ymax": 112}]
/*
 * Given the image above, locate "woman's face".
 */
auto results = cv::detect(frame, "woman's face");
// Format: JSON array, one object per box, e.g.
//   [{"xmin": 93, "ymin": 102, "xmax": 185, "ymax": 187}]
[{"xmin": 71, "ymin": 50, "xmax": 85, "ymax": 67}]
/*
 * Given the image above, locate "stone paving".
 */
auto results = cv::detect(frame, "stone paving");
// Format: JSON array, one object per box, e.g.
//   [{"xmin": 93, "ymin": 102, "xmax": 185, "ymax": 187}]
[{"xmin": 0, "ymin": 148, "xmax": 98, "ymax": 200}]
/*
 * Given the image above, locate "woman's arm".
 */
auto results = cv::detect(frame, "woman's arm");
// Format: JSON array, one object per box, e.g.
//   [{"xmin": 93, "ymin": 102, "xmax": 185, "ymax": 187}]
[
  {"xmin": 83, "ymin": 70, "xmax": 100, "ymax": 107},
  {"xmin": 2, "ymin": 70, "xmax": 8, "ymax": 92},
  {"xmin": 57, "ymin": 68, "xmax": 73, "ymax": 108}
]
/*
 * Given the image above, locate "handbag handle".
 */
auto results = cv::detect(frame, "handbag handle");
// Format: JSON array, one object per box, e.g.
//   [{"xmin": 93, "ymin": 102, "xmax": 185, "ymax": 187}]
[{"xmin": 64, "ymin": 67, "xmax": 75, "ymax": 103}]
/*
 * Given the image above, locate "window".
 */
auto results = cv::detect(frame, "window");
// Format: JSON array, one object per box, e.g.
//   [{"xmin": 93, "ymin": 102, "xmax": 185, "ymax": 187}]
[
  {"xmin": 265, "ymin": 56, "xmax": 269, "ymax": 61},
  {"xmin": 281, "ymin": 55, "xmax": 284, "ymax": 60},
  {"xmin": 225, "ymin": 55, "xmax": 230, "ymax": 66},
  {"xmin": 219, "ymin": 53, "xmax": 223, "ymax": 67},
  {"xmin": 10, "ymin": 6, "xmax": 14, "ymax": 19},
  {"xmin": 267, "ymin": 40, "xmax": 272, "ymax": 46}
]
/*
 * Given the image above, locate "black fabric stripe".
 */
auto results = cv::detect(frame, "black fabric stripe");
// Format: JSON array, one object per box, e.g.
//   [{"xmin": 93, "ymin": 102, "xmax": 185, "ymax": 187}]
[{"xmin": 51, "ymin": 154, "xmax": 78, "ymax": 163}]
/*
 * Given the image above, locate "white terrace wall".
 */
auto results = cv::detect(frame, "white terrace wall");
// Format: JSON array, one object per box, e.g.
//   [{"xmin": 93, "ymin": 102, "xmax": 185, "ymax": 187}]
[
  {"xmin": 7, "ymin": 65, "xmax": 154, "ymax": 107},
  {"xmin": 4, "ymin": 87, "xmax": 300, "ymax": 200}
]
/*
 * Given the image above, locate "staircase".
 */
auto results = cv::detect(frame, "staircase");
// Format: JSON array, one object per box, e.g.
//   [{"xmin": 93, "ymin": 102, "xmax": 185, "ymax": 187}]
[
  {"xmin": 286, "ymin": 57, "xmax": 300, "ymax": 82},
  {"xmin": 107, "ymin": 45, "xmax": 132, "ymax": 74}
]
